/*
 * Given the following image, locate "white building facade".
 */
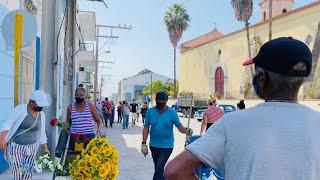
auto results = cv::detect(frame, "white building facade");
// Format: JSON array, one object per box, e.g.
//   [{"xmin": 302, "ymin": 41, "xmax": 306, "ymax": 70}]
[{"xmin": 118, "ymin": 69, "xmax": 173, "ymax": 102}]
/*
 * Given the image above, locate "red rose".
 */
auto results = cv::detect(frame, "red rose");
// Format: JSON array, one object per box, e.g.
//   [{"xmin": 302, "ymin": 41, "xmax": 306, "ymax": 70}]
[
  {"xmin": 50, "ymin": 118, "xmax": 58, "ymax": 126},
  {"xmin": 82, "ymin": 134, "xmax": 90, "ymax": 142},
  {"xmin": 73, "ymin": 133, "xmax": 81, "ymax": 139}
]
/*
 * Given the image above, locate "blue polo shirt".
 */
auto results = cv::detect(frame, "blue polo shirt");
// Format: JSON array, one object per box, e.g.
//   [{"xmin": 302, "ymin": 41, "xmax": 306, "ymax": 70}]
[{"xmin": 144, "ymin": 107, "xmax": 182, "ymax": 148}]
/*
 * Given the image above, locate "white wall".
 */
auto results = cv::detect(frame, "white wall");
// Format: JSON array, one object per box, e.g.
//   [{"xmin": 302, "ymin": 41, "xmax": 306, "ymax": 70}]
[{"xmin": 119, "ymin": 72, "xmax": 173, "ymax": 101}]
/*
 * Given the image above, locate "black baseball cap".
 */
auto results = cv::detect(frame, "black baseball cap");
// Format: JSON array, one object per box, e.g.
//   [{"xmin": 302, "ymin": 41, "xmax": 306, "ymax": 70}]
[
  {"xmin": 243, "ymin": 37, "xmax": 312, "ymax": 77},
  {"xmin": 156, "ymin": 92, "xmax": 168, "ymax": 101}
]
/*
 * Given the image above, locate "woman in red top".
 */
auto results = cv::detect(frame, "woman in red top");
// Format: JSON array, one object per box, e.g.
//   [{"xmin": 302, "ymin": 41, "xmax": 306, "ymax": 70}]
[{"xmin": 200, "ymin": 97, "xmax": 224, "ymax": 135}]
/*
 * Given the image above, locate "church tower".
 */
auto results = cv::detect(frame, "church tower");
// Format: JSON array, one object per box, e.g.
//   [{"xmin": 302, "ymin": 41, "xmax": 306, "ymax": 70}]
[{"xmin": 259, "ymin": 0, "xmax": 294, "ymax": 21}]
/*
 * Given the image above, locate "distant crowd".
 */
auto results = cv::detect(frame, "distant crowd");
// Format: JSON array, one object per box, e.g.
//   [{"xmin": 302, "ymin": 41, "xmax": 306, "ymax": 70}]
[{"xmin": 96, "ymin": 98, "xmax": 149, "ymax": 129}]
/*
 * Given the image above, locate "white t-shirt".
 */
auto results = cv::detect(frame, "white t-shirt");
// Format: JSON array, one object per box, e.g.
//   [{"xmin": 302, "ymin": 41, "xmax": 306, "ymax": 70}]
[{"xmin": 187, "ymin": 102, "xmax": 320, "ymax": 180}]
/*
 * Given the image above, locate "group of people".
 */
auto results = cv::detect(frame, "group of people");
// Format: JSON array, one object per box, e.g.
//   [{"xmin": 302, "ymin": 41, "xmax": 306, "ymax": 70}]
[
  {"xmin": 97, "ymin": 98, "xmax": 149, "ymax": 130},
  {"xmin": 2, "ymin": 37, "xmax": 320, "ymax": 180}
]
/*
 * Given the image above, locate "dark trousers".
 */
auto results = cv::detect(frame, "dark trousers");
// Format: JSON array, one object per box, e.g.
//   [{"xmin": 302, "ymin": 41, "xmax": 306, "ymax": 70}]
[
  {"xmin": 150, "ymin": 146, "xmax": 173, "ymax": 180},
  {"xmin": 117, "ymin": 111, "xmax": 122, "ymax": 123},
  {"xmin": 103, "ymin": 113, "xmax": 113, "ymax": 127},
  {"xmin": 69, "ymin": 133, "xmax": 95, "ymax": 151}
]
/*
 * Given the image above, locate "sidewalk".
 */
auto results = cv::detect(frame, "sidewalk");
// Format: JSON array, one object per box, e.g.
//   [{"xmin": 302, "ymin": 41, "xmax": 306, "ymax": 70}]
[{"xmin": 0, "ymin": 117, "xmax": 201, "ymax": 180}]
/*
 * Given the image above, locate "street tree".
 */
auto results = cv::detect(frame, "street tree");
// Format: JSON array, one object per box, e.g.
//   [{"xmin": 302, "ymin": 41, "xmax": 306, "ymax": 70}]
[
  {"xmin": 143, "ymin": 80, "xmax": 168, "ymax": 96},
  {"xmin": 164, "ymin": 3, "xmax": 190, "ymax": 99},
  {"xmin": 231, "ymin": 0, "xmax": 253, "ymax": 77}
]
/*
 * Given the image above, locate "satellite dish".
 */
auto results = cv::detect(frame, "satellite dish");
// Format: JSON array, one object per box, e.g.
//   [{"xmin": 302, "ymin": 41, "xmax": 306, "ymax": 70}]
[{"xmin": 1, "ymin": 10, "xmax": 37, "ymax": 51}]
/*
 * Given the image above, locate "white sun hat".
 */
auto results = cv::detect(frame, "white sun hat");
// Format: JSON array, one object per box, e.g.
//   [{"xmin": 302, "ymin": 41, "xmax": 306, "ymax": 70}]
[{"xmin": 30, "ymin": 90, "xmax": 50, "ymax": 107}]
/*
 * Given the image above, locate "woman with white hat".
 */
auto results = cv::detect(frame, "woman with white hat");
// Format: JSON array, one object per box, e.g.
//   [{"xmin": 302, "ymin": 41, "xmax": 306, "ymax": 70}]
[{"xmin": 0, "ymin": 90, "xmax": 50, "ymax": 180}]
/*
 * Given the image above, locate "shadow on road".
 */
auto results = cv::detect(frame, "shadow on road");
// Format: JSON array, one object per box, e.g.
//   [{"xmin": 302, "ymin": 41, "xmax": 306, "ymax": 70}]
[{"xmin": 105, "ymin": 121, "xmax": 154, "ymax": 180}]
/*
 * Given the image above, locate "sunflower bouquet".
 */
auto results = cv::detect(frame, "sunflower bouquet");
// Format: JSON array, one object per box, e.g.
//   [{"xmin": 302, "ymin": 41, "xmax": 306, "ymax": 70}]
[{"xmin": 69, "ymin": 137, "xmax": 119, "ymax": 180}]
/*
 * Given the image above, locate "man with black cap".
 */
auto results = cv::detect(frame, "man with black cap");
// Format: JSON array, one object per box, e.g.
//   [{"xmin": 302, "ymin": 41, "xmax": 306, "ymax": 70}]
[
  {"xmin": 164, "ymin": 37, "xmax": 320, "ymax": 180},
  {"xmin": 141, "ymin": 91, "xmax": 193, "ymax": 180}
]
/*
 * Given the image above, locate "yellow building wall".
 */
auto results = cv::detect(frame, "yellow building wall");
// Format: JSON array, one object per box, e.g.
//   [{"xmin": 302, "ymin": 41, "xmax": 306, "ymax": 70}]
[{"xmin": 180, "ymin": 3, "xmax": 320, "ymax": 99}]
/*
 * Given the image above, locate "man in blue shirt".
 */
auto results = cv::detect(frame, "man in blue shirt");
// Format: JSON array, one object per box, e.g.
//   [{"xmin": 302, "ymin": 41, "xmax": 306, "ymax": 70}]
[{"xmin": 141, "ymin": 91, "xmax": 193, "ymax": 180}]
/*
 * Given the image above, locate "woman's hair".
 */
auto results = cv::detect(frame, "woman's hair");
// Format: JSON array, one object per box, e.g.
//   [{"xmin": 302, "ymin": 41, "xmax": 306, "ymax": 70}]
[
  {"xmin": 237, "ymin": 100, "xmax": 245, "ymax": 109},
  {"xmin": 208, "ymin": 95, "xmax": 217, "ymax": 106},
  {"xmin": 75, "ymin": 87, "xmax": 86, "ymax": 93}
]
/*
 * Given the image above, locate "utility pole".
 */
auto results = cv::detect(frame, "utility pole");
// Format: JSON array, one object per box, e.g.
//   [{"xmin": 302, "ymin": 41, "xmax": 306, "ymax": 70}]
[
  {"xmin": 268, "ymin": 0, "xmax": 273, "ymax": 40},
  {"xmin": 100, "ymin": 77, "xmax": 104, "ymax": 99},
  {"xmin": 94, "ymin": 26, "xmax": 100, "ymax": 106},
  {"xmin": 150, "ymin": 72, "xmax": 153, "ymax": 106},
  {"xmin": 94, "ymin": 24, "xmax": 131, "ymax": 106}
]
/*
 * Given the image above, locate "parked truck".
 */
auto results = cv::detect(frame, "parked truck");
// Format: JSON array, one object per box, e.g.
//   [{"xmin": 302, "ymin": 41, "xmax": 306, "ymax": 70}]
[{"xmin": 177, "ymin": 96, "xmax": 207, "ymax": 117}]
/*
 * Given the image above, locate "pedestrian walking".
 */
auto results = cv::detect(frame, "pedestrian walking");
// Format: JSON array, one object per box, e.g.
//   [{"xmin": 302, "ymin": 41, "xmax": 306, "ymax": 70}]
[
  {"xmin": 164, "ymin": 37, "xmax": 320, "ymax": 180},
  {"xmin": 237, "ymin": 99, "xmax": 246, "ymax": 110},
  {"xmin": 122, "ymin": 101, "xmax": 131, "ymax": 129},
  {"xmin": 111, "ymin": 101, "xmax": 115, "ymax": 125},
  {"xmin": 137, "ymin": 102, "xmax": 142, "ymax": 122},
  {"xmin": 67, "ymin": 87, "xmax": 104, "ymax": 151},
  {"xmin": 200, "ymin": 96, "xmax": 224, "ymax": 135},
  {"xmin": 96, "ymin": 99, "xmax": 104, "ymax": 121},
  {"xmin": 141, "ymin": 92, "xmax": 193, "ymax": 180},
  {"xmin": 131, "ymin": 99, "xmax": 138, "ymax": 126},
  {"xmin": 140, "ymin": 102, "xmax": 148, "ymax": 124},
  {"xmin": 102, "ymin": 97, "xmax": 113, "ymax": 128},
  {"xmin": 117, "ymin": 101, "xmax": 123, "ymax": 123},
  {"xmin": 0, "ymin": 90, "xmax": 50, "ymax": 180}
]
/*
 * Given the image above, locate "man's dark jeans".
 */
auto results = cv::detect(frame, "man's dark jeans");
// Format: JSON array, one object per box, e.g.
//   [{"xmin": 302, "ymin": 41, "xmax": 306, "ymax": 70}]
[
  {"xmin": 150, "ymin": 146, "xmax": 173, "ymax": 180},
  {"xmin": 103, "ymin": 112, "xmax": 113, "ymax": 127}
]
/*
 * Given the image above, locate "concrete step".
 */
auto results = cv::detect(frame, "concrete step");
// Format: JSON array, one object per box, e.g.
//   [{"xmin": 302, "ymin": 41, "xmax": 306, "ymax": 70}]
[{"xmin": 0, "ymin": 169, "xmax": 70, "ymax": 180}]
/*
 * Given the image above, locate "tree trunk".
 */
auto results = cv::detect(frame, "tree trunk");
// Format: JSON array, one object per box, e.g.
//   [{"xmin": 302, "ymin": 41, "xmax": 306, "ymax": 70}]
[
  {"xmin": 174, "ymin": 46, "xmax": 177, "ymax": 99},
  {"xmin": 311, "ymin": 22, "xmax": 320, "ymax": 97},
  {"xmin": 245, "ymin": 22, "xmax": 253, "ymax": 77},
  {"xmin": 268, "ymin": 0, "xmax": 273, "ymax": 40}
]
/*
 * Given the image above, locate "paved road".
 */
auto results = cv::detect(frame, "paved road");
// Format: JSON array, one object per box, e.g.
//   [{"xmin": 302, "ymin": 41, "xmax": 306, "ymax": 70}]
[{"xmin": 108, "ymin": 116, "xmax": 202, "ymax": 180}]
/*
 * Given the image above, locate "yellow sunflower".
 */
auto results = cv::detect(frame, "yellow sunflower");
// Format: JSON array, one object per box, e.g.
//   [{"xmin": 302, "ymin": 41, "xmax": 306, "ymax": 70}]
[
  {"xmin": 99, "ymin": 166, "xmax": 109, "ymax": 178},
  {"xmin": 102, "ymin": 148, "xmax": 111, "ymax": 156},
  {"xmin": 78, "ymin": 160, "xmax": 86, "ymax": 167},
  {"xmin": 82, "ymin": 168, "xmax": 91, "ymax": 177},
  {"xmin": 90, "ymin": 156, "xmax": 99, "ymax": 166},
  {"xmin": 90, "ymin": 147, "xmax": 99, "ymax": 155}
]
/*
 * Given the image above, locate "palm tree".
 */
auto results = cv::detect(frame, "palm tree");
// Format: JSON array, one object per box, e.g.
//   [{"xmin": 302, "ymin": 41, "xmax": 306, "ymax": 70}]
[
  {"xmin": 310, "ymin": 22, "xmax": 320, "ymax": 97},
  {"xmin": 164, "ymin": 3, "xmax": 190, "ymax": 99},
  {"xmin": 231, "ymin": 0, "xmax": 253, "ymax": 76},
  {"xmin": 268, "ymin": 0, "xmax": 273, "ymax": 40}
]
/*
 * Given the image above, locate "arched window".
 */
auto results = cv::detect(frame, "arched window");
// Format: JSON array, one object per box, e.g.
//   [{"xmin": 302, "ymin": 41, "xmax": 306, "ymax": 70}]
[
  {"xmin": 263, "ymin": 11, "xmax": 266, "ymax": 21},
  {"xmin": 282, "ymin": 9, "xmax": 287, "ymax": 14},
  {"xmin": 215, "ymin": 67, "xmax": 224, "ymax": 96}
]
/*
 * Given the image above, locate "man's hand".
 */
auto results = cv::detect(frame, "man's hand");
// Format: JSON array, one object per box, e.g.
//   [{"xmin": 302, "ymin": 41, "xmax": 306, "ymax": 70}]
[
  {"xmin": 186, "ymin": 128, "xmax": 193, "ymax": 136},
  {"xmin": 141, "ymin": 144, "xmax": 148, "ymax": 157}
]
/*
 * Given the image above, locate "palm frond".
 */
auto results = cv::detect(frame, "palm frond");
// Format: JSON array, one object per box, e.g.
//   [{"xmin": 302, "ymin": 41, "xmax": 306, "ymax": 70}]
[
  {"xmin": 231, "ymin": 0, "xmax": 253, "ymax": 22},
  {"xmin": 164, "ymin": 3, "xmax": 190, "ymax": 47}
]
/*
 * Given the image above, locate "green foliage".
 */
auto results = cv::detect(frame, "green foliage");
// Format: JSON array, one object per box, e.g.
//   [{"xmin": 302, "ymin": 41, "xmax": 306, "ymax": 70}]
[
  {"xmin": 179, "ymin": 91, "xmax": 192, "ymax": 97},
  {"xmin": 143, "ymin": 81, "xmax": 179, "ymax": 97},
  {"xmin": 164, "ymin": 3, "xmax": 190, "ymax": 47}
]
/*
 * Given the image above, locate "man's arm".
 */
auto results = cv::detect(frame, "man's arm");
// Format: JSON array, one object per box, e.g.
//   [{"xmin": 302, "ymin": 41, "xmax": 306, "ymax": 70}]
[
  {"xmin": 177, "ymin": 125, "xmax": 188, "ymax": 134},
  {"xmin": 164, "ymin": 150, "xmax": 201, "ymax": 180},
  {"xmin": 142, "ymin": 126, "xmax": 149, "ymax": 143}
]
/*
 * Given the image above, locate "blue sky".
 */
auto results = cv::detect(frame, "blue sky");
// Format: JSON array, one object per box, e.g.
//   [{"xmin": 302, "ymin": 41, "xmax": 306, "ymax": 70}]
[{"xmin": 78, "ymin": 0, "xmax": 315, "ymax": 97}]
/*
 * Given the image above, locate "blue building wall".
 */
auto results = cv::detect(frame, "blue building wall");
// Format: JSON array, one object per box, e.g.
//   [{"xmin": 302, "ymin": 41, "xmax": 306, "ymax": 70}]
[
  {"xmin": 0, "ymin": 4, "xmax": 13, "ymax": 173},
  {"xmin": 0, "ymin": 5, "xmax": 14, "ymax": 126}
]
